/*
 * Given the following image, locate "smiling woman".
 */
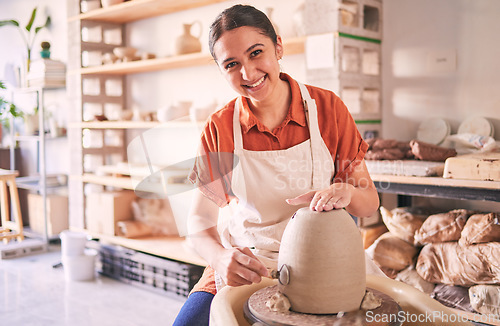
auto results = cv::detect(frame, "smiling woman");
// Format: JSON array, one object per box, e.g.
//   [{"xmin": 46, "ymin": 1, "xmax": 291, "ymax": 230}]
[
  {"xmin": 209, "ymin": 6, "xmax": 289, "ymax": 130},
  {"xmin": 173, "ymin": 4, "xmax": 380, "ymax": 326},
  {"xmin": 212, "ymin": 26, "xmax": 288, "ymax": 130}
]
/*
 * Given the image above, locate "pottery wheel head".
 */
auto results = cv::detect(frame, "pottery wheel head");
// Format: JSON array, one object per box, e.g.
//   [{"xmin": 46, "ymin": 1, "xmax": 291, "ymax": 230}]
[{"xmin": 244, "ymin": 285, "xmax": 403, "ymax": 326}]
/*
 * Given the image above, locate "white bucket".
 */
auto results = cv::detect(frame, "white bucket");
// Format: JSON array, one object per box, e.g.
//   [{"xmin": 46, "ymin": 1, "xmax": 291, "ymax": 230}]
[
  {"xmin": 60, "ymin": 230, "xmax": 88, "ymax": 256},
  {"xmin": 62, "ymin": 248, "xmax": 97, "ymax": 282}
]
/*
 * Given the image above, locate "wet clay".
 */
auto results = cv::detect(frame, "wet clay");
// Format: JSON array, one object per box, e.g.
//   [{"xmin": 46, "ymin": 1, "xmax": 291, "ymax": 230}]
[
  {"xmin": 266, "ymin": 291, "xmax": 291, "ymax": 313},
  {"xmin": 246, "ymin": 285, "xmax": 402, "ymax": 326}
]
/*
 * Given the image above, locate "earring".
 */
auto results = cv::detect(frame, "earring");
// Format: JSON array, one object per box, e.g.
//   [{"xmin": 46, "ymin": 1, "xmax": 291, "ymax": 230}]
[{"xmin": 279, "ymin": 58, "xmax": 284, "ymax": 73}]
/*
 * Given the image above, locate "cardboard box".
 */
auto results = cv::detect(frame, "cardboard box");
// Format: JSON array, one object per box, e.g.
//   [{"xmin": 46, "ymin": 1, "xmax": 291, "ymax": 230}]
[
  {"xmin": 360, "ymin": 223, "xmax": 388, "ymax": 249},
  {"xmin": 86, "ymin": 190, "xmax": 136, "ymax": 236},
  {"xmin": 28, "ymin": 193, "xmax": 69, "ymax": 237},
  {"xmin": 357, "ymin": 210, "xmax": 382, "ymax": 228}
]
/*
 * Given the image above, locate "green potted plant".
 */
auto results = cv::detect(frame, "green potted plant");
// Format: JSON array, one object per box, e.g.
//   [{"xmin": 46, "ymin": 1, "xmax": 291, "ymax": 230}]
[
  {"xmin": 0, "ymin": 7, "xmax": 51, "ymax": 73},
  {"xmin": 0, "ymin": 81, "xmax": 23, "ymax": 121},
  {"xmin": 0, "ymin": 81, "xmax": 24, "ymax": 144}
]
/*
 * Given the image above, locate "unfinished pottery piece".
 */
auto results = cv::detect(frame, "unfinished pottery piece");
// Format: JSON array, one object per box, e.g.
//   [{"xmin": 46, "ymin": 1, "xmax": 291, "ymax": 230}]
[
  {"xmin": 277, "ymin": 207, "xmax": 366, "ymax": 314},
  {"xmin": 175, "ymin": 21, "xmax": 202, "ymax": 55},
  {"xmin": 245, "ymin": 285, "xmax": 401, "ymax": 325}
]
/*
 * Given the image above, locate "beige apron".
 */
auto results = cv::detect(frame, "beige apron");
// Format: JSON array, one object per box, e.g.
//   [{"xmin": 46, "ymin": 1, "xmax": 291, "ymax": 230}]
[{"xmin": 215, "ymin": 82, "xmax": 383, "ymax": 290}]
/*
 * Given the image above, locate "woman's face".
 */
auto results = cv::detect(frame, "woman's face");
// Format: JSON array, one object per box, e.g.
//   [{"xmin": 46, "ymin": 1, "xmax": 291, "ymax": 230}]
[{"xmin": 213, "ymin": 26, "xmax": 283, "ymax": 103}]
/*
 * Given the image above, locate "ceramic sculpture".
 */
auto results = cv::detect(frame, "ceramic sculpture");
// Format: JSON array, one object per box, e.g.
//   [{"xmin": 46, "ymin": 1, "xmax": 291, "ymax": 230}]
[
  {"xmin": 277, "ymin": 207, "xmax": 366, "ymax": 314},
  {"xmin": 175, "ymin": 21, "xmax": 202, "ymax": 55}
]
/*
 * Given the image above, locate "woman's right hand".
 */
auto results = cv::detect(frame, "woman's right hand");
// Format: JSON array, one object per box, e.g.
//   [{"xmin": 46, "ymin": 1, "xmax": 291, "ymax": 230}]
[{"xmin": 213, "ymin": 247, "xmax": 269, "ymax": 287}]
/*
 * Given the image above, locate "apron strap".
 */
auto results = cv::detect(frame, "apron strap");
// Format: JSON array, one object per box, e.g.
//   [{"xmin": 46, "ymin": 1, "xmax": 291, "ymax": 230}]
[
  {"xmin": 233, "ymin": 97, "xmax": 244, "ymax": 151},
  {"xmin": 297, "ymin": 82, "xmax": 324, "ymax": 189}
]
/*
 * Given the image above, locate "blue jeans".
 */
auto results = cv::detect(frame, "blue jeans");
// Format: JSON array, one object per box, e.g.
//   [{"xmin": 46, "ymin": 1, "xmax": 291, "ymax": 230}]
[{"xmin": 173, "ymin": 291, "xmax": 214, "ymax": 326}]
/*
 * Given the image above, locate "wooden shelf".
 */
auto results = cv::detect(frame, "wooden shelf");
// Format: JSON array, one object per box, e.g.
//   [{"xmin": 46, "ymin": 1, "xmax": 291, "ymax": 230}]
[
  {"xmin": 80, "ymin": 52, "xmax": 214, "ymax": 75},
  {"xmin": 75, "ymin": 173, "xmax": 194, "ymax": 195},
  {"xmin": 74, "ymin": 173, "xmax": 135, "ymax": 189},
  {"xmin": 371, "ymin": 174, "xmax": 500, "ymax": 190},
  {"xmin": 76, "ymin": 37, "xmax": 305, "ymax": 75},
  {"xmin": 371, "ymin": 174, "xmax": 500, "ymax": 202},
  {"xmin": 70, "ymin": 0, "xmax": 229, "ymax": 23},
  {"xmin": 283, "ymin": 37, "xmax": 306, "ymax": 56},
  {"xmin": 70, "ymin": 120, "xmax": 204, "ymax": 129},
  {"xmin": 73, "ymin": 227, "xmax": 207, "ymax": 266}
]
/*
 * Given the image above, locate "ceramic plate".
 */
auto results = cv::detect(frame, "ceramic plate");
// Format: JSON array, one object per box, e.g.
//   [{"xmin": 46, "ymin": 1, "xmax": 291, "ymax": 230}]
[
  {"xmin": 457, "ymin": 116, "xmax": 493, "ymax": 137},
  {"xmin": 417, "ymin": 118, "xmax": 450, "ymax": 145}
]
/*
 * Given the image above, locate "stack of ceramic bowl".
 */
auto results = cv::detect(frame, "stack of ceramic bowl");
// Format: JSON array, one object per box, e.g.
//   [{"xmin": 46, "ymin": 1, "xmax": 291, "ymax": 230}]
[
  {"xmin": 101, "ymin": 0, "xmax": 124, "ymax": 8},
  {"xmin": 60, "ymin": 230, "xmax": 97, "ymax": 282},
  {"xmin": 417, "ymin": 118, "xmax": 451, "ymax": 145},
  {"xmin": 80, "ymin": 0, "xmax": 100, "ymax": 13},
  {"xmin": 458, "ymin": 116, "xmax": 495, "ymax": 138},
  {"xmin": 113, "ymin": 47, "xmax": 138, "ymax": 63}
]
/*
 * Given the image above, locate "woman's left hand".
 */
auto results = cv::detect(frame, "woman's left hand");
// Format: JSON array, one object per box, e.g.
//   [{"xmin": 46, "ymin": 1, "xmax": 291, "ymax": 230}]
[{"xmin": 285, "ymin": 183, "xmax": 354, "ymax": 211}]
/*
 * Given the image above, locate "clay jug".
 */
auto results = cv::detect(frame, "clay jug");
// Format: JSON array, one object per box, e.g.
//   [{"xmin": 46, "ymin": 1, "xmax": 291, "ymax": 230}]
[
  {"xmin": 292, "ymin": 2, "xmax": 306, "ymax": 37},
  {"xmin": 265, "ymin": 7, "xmax": 279, "ymax": 35},
  {"xmin": 277, "ymin": 207, "xmax": 366, "ymax": 314},
  {"xmin": 175, "ymin": 21, "xmax": 202, "ymax": 55}
]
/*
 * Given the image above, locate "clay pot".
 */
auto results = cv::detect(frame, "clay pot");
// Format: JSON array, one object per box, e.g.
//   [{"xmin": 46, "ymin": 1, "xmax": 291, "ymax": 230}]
[
  {"xmin": 175, "ymin": 21, "xmax": 202, "ymax": 55},
  {"xmin": 264, "ymin": 7, "xmax": 279, "ymax": 35},
  {"xmin": 292, "ymin": 2, "xmax": 306, "ymax": 37},
  {"xmin": 101, "ymin": 0, "xmax": 123, "ymax": 8},
  {"xmin": 277, "ymin": 207, "xmax": 366, "ymax": 314}
]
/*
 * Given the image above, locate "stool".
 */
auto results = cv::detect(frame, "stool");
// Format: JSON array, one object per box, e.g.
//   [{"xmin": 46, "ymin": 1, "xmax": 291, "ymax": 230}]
[{"xmin": 0, "ymin": 169, "xmax": 24, "ymax": 244}]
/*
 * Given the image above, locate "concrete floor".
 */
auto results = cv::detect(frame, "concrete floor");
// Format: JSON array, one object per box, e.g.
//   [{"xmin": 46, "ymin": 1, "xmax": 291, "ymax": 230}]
[{"xmin": 0, "ymin": 243, "xmax": 185, "ymax": 326}]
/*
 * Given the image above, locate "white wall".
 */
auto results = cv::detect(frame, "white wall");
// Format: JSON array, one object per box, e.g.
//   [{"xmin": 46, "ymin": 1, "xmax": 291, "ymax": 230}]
[
  {"xmin": 382, "ymin": 0, "xmax": 500, "ymax": 140},
  {"xmin": 0, "ymin": 0, "xmax": 69, "ymax": 175}
]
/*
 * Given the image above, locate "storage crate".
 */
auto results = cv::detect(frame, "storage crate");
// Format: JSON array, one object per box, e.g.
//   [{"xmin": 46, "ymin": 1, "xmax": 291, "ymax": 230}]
[
  {"xmin": 306, "ymin": 34, "xmax": 382, "ymax": 121},
  {"xmin": 304, "ymin": 0, "xmax": 382, "ymax": 40},
  {"xmin": 28, "ymin": 193, "xmax": 69, "ymax": 237},
  {"xmin": 357, "ymin": 209, "xmax": 382, "ymax": 228},
  {"xmin": 93, "ymin": 242, "xmax": 204, "ymax": 300},
  {"xmin": 85, "ymin": 190, "xmax": 136, "ymax": 236}
]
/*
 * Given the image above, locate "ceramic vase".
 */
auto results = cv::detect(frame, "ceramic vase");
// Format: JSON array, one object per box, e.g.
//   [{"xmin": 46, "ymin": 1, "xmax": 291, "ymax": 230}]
[
  {"xmin": 175, "ymin": 21, "xmax": 202, "ymax": 55},
  {"xmin": 265, "ymin": 7, "xmax": 279, "ymax": 35},
  {"xmin": 277, "ymin": 207, "xmax": 366, "ymax": 314},
  {"xmin": 24, "ymin": 113, "xmax": 39, "ymax": 135},
  {"xmin": 292, "ymin": 3, "xmax": 306, "ymax": 37}
]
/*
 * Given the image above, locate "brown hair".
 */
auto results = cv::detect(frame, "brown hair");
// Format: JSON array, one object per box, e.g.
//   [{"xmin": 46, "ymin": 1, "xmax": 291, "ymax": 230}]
[{"xmin": 208, "ymin": 5, "xmax": 277, "ymax": 60}]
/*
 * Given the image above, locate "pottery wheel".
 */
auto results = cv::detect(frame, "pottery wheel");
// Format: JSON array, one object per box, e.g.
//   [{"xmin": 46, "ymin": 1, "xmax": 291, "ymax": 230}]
[{"xmin": 243, "ymin": 285, "xmax": 403, "ymax": 326}]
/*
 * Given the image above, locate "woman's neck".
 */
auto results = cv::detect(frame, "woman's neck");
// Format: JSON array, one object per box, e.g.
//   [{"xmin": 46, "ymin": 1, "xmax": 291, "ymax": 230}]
[{"xmin": 248, "ymin": 79, "xmax": 291, "ymax": 132}]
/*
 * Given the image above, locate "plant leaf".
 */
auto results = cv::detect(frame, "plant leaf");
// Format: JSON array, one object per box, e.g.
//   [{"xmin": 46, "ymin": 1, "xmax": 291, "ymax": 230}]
[
  {"xmin": 10, "ymin": 104, "xmax": 22, "ymax": 118},
  {"xmin": 35, "ymin": 16, "xmax": 51, "ymax": 34},
  {"xmin": 0, "ymin": 20, "xmax": 20, "ymax": 27},
  {"xmin": 0, "ymin": 81, "xmax": 5, "ymax": 89},
  {"xmin": 26, "ymin": 7, "xmax": 37, "ymax": 32}
]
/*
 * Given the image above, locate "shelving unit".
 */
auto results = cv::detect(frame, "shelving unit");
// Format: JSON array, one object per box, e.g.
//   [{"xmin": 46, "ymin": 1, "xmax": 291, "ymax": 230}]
[
  {"xmin": 9, "ymin": 86, "xmax": 67, "ymax": 242},
  {"xmin": 303, "ymin": 0, "xmax": 383, "ymax": 138},
  {"xmin": 67, "ymin": 0, "xmax": 307, "ymax": 265},
  {"xmin": 371, "ymin": 174, "xmax": 500, "ymax": 202}
]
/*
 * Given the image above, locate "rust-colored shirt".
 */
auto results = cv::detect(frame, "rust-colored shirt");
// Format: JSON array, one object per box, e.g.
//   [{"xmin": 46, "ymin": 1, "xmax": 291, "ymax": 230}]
[{"xmin": 189, "ymin": 73, "xmax": 368, "ymax": 295}]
